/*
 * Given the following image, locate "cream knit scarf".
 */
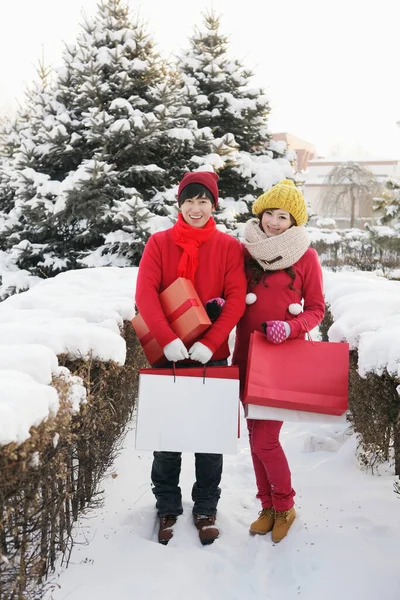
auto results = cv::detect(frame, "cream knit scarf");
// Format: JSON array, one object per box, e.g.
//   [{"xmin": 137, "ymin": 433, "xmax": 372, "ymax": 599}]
[{"xmin": 244, "ymin": 219, "xmax": 310, "ymax": 271}]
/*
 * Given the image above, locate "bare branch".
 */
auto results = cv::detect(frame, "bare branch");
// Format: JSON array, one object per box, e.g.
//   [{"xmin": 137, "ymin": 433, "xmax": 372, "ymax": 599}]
[{"xmin": 321, "ymin": 161, "xmax": 382, "ymax": 228}]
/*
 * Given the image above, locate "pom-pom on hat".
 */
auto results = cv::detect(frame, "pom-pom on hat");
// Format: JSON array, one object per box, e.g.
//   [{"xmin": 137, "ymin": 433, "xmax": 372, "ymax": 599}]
[
  {"xmin": 252, "ymin": 179, "xmax": 308, "ymax": 226},
  {"xmin": 177, "ymin": 171, "xmax": 219, "ymax": 207}
]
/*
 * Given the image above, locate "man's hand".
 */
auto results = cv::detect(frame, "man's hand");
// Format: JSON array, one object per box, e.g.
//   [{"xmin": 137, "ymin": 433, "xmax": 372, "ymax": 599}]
[
  {"xmin": 163, "ymin": 339, "xmax": 189, "ymax": 362},
  {"xmin": 188, "ymin": 342, "xmax": 213, "ymax": 364}
]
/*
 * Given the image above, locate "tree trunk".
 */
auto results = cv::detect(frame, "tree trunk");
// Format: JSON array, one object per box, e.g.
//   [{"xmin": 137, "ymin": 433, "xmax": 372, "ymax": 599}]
[{"xmin": 350, "ymin": 190, "xmax": 356, "ymax": 228}]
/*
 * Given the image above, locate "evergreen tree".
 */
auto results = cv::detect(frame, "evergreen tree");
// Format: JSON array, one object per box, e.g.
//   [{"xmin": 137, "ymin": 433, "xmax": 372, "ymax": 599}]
[
  {"xmin": 0, "ymin": 0, "xmax": 218, "ymax": 274},
  {"xmin": 0, "ymin": 160, "xmax": 15, "ymax": 222},
  {"xmin": 368, "ymin": 177, "xmax": 400, "ymax": 260},
  {"xmin": 48, "ymin": 160, "xmax": 155, "ymax": 269},
  {"xmin": 177, "ymin": 9, "xmax": 293, "ymax": 228},
  {"xmin": 178, "ymin": 10, "xmax": 271, "ymax": 151},
  {"xmin": 374, "ymin": 178, "xmax": 400, "ymax": 225},
  {"xmin": 55, "ymin": 0, "xmax": 216, "ymax": 197},
  {"xmin": 0, "ymin": 62, "xmax": 57, "ymax": 220}
]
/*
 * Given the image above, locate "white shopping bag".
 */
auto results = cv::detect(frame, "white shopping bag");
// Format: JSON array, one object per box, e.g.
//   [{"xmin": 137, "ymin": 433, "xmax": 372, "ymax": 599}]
[
  {"xmin": 245, "ymin": 403, "xmax": 347, "ymax": 424},
  {"xmin": 135, "ymin": 366, "xmax": 240, "ymax": 454}
]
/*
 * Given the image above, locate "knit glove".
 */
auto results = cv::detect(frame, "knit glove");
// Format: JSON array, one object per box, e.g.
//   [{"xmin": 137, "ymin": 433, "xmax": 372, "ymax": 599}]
[
  {"xmin": 188, "ymin": 342, "xmax": 213, "ymax": 364},
  {"xmin": 205, "ymin": 297, "xmax": 226, "ymax": 322},
  {"xmin": 163, "ymin": 338, "xmax": 189, "ymax": 362},
  {"xmin": 261, "ymin": 321, "xmax": 291, "ymax": 344}
]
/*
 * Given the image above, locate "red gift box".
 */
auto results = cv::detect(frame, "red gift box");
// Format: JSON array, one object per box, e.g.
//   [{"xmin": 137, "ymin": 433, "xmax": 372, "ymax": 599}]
[
  {"xmin": 244, "ymin": 331, "xmax": 349, "ymax": 416},
  {"xmin": 131, "ymin": 313, "xmax": 164, "ymax": 366},
  {"xmin": 132, "ymin": 278, "xmax": 211, "ymax": 366}
]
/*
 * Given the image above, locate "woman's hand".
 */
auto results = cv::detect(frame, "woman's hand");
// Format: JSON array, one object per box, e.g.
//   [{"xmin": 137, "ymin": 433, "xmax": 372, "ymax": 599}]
[
  {"xmin": 205, "ymin": 297, "xmax": 225, "ymax": 322},
  {"xmin": 261, "ymin": 321, "xmax": 291, "ymax": 344}
]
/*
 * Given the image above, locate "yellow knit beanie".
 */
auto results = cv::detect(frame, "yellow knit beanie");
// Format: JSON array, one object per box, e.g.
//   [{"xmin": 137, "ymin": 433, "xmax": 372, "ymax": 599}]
[{"xmin": 252, "ymin": 179, "xmax": 308, "ymax": 226}]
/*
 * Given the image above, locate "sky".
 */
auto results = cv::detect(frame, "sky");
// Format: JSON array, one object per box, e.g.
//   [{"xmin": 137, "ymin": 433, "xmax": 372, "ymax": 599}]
[{"xmin": 1, "ymin": 0, "xmax": 400, "ymax": 159}]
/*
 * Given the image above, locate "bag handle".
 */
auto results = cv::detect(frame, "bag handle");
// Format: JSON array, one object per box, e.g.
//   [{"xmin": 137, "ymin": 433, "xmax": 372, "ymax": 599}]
[
  {"xmin": 171, "ymin": 362, "xmax": 208, "ymax": 384},
  {"xmin": 299, "ymin": 317, "xmax": 315, "ymax": 345}
]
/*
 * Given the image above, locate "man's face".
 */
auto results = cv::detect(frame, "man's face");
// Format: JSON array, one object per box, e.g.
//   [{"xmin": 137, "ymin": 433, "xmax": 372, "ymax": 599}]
[{"xmin": 180, "ymin": 195, "xmax": 215, "ymax": 228}]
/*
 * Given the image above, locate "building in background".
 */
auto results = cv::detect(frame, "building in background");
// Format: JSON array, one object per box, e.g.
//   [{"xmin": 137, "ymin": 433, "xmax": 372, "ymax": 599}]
[
  {"xmin": 271, "ymin": 132, "xmax": 316, "ymax": 171},
  {"xmin": 303, "ymin": 158, "xmax": 400, "ymax": 228}
]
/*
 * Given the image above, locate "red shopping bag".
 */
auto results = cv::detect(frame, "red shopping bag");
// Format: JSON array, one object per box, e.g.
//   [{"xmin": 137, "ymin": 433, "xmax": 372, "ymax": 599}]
[
  {"xmin": 244, "ymin": 331, "xmax": 349, "ymax": 416},
  {"xmin": 135, "ymin": 366, "xmax": 240, "ymax": 453}
]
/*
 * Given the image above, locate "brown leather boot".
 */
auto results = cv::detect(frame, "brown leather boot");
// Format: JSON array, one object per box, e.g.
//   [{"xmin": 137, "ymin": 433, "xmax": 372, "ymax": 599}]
[
  {"xmin": 193, "ymin": 514, "xmax": 219, "ymax": 545},
  {"xmin": 249, "ymin": 507, "xmax": 275, "ymax": 535},
  {"xmin": 158, "ymin": 515, "xmax": 177, "ymax": 545},
  {"xmin": 271, "ymin": 508, "xmax": 296, "ymax": 543}
]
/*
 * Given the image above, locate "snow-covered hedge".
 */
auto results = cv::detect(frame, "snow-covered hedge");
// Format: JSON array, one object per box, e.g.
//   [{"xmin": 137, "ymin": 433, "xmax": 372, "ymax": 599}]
[
  {"xmin": 0, "ymin": 267, "xmax": 137, "ymax": 445},
  {"xmin": 0, "ymin": 267, "xmax": 148, "ymax": 599},
  {"xmin": 307, "ymin": 226, "xmax": 400, "ymax": 272},
  {"xmin": 323, "ymin": 270, "xmax": 400, "ymax": 380},
  {"xmin": 322, "ymin": 270, "xmax": 400, "ymax": 474}
]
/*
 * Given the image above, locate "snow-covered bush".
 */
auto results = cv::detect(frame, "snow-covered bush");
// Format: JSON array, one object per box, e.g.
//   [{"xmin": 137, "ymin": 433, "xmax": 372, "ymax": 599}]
[
  {"xmin": 308, "ymin": 226, "xmax": 399, "ymax": 272},
  {"xmin": 0, "ymin": 267, "xmax": 148, "ymax": 598},
  {"xmin": 321, "ymin": 270, "xmax": 400, "ymax": 475}
]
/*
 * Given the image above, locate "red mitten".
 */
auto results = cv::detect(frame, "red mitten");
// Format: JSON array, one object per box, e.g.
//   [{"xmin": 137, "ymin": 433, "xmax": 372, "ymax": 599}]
[{"xmin": 261, "ymin": 321, "xmax": 291, "ymax": 344}]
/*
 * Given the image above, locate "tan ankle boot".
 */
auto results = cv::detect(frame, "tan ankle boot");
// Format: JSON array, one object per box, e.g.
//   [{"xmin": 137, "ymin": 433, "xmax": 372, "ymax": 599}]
[
  {"xmin": 271, "ymin": 507, "xmax": 296, "ymax": 543},
  {"xmin": 249, "ymin": 507, "xmax": 275, "ymax": 535}
]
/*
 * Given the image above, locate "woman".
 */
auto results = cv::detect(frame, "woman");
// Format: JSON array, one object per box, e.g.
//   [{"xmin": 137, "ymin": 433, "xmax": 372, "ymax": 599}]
[{"xmin": 232, "ymin": 179, "xmax": 325, "ymax": 543}]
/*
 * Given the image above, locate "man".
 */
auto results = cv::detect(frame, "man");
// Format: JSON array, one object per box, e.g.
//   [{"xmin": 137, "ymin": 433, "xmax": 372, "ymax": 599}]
[{"xmin": 135, "ymin": 171, "xmax": 246, "ymax": 545}]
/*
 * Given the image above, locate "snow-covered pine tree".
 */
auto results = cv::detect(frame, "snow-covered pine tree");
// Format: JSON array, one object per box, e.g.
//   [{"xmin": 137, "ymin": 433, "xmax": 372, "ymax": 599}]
[
  {"xmin": 177, "ymin": 10, "xmax": 293, "ymax": 232},
  {"xmin": 0, "ymin": 52, "xmax": 89, "ymax": 265},
  {"xmin": 368, "ymin": 177, "xmax": 400, "ymax": 266},
  {"xmin": 60, "ymin": 1, "xmax": 217, "ymax": 200},
  {"xmin": 374, "ymin": 178, "xmax": 400, "ymax": 225},
  {"xmin": 48, "ymin": 159, "xmax": 156, "ymax": 270},
  {"xmin": 0, "ymin": 0, "xmax": 218, "ymax": 274},
  {"xmin": 0, "ymin": 62, "xmax": 56, "ymax": 218},
  {"xmin": 0, "ymin": 157, "xmax": 16, "ymax": 222},
  {"xmin": 178, "ymin": 10, "xmax": 269, "ymax": 153}
]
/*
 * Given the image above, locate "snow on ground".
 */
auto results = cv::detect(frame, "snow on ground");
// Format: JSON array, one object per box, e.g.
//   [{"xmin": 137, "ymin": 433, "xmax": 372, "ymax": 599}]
[
  {"xmin": 0, "ymin": 265, "xmax": 399, "ymax": 598},
  {"xmin": 44, "ymin": 412, "xmax": 400, "ymax": 600}
]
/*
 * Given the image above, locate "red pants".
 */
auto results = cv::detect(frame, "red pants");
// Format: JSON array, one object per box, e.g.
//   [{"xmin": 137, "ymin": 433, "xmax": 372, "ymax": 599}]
[{"xmin": 247, "ymin": 419, "xmax": 295, "ymax": 512}]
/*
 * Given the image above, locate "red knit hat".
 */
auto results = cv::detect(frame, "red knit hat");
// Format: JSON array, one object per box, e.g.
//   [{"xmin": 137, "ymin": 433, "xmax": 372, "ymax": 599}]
[{"xmin": 177, "ymin": 171, "xmax": 219, "ymax": 207}]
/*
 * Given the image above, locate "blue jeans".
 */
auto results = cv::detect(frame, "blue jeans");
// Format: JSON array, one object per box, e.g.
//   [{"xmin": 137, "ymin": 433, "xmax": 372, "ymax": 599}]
[{"xmin": 151, "ymin": 359, "xmax": 227, "ymax": 517}]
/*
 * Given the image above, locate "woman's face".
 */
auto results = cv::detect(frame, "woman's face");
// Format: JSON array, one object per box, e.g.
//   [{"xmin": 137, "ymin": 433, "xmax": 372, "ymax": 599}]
[
  {"xmin": 180, "ymin": 195, "xmax": 215, "ymax": 228},
  {"xmin": 260, "ymin": 209, "xmax": 293, "ymax": 237}
]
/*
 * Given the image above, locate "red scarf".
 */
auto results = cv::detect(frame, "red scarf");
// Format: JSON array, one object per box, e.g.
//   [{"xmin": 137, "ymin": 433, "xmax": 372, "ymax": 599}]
[{"xmin": 172, "ymin": 213, "xmax": 216, "ymax": 283}]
